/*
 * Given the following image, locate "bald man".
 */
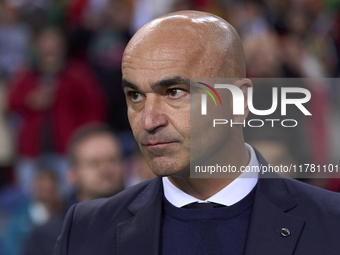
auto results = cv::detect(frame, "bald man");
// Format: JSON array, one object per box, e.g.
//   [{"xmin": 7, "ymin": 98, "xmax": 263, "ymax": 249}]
[{"xmin": 55, "ymin": 11, "xmax": 340, "ymax": 255}]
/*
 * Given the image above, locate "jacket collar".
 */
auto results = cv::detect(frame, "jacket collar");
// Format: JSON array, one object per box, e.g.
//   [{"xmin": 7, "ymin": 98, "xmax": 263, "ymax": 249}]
[
  {"xmin": 254, "ymin": 147, "xmax": 297, "ymax": 212},
  {"xmin": 244, "ymin": 148, "xmax": 305, "ymax": 255},
  {"xmin": 116, "ymin": 177, "xmax": 163, "ymax": 255}
]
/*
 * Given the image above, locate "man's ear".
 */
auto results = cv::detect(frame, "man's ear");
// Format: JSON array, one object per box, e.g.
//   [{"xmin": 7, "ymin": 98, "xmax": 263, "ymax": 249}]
[{"xmin": 232, "ymin": 79, "xmax": 253, "ymax": 122}]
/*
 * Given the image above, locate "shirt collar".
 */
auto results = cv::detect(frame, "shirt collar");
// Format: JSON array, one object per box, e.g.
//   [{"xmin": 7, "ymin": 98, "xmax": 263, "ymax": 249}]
[{"xmin": 162, "ymin": 143, "xmax": 259, "ymax": 208}]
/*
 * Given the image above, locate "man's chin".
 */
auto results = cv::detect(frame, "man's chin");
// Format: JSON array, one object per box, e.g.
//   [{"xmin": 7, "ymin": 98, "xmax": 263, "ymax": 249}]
[{"xmin": 149, "ymin": 161, "xmax": 189, "ymax": 178}]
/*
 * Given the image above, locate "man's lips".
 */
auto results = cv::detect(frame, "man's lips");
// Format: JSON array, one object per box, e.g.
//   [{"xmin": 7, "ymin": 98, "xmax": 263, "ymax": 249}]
[{"xmin": 144, "ymin": 141, "xmax": 176, "ymax": 148}]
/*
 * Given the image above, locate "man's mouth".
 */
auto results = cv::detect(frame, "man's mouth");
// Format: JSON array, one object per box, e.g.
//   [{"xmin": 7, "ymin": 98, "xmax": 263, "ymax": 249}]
[{"xmin": 145, "ymin": 141, "xmax": 176, "ymax": 149}]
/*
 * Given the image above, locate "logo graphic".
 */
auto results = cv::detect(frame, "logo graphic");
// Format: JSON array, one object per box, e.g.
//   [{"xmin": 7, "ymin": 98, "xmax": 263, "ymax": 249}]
[
  {"xmin": 196, "ymin": 82, "xmax": 222, "ymax": 115},
  {"xmin": 198, "ymin": 83, "xmax": 312, "ymax": 117}
]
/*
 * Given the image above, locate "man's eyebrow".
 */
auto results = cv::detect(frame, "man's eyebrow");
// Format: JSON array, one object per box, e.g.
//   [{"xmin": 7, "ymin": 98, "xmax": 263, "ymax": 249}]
[
  {"xmin": 121, "ymin": 76, "xmax": 190, "ymax": 91},
  {"xmin": 151, "ymin": 76, "xmax": 190, "ymax": 90},
  {"xmin": 122, "ymin": 79, "xmax": 138, "ymax": 90}
]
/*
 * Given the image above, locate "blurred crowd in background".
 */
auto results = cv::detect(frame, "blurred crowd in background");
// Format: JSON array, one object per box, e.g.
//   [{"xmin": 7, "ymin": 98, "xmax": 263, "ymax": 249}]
[{"xmin": 0, "ymin": 0, "xmax": 339, "ymax": 254}]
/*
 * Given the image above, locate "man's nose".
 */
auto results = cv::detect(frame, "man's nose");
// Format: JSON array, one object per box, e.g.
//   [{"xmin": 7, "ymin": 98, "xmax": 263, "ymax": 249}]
[{"xmin": 141, "ymin": 96, "xmax": 168, "ymax": 132}]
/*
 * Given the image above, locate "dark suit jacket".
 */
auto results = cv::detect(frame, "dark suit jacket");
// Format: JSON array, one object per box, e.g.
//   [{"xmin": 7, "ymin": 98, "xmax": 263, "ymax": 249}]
[{"xmin": 55, "ymin": 150, "xmax": 340, "ymax": 255}]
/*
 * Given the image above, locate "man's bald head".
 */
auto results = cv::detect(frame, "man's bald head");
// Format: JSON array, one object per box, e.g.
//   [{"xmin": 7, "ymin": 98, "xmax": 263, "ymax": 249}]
[
  {"xmin": 122, "ymin": 10, "xmax": 246, "ymax": 79},
  {"xmin": 122, "ymin": 11, "xmax": 250, "ymax": 178}
]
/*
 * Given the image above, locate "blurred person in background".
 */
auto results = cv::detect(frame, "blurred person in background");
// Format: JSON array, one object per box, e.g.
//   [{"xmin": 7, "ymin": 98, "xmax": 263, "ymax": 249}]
[
  {"xmin": 64, "ymin": 0, "xmax": 136, "ymax": 154},
  {"xmin": 0, "ymin": 77, "xmax": 15, "ymax": 237},
  {"xmin": 0, "ymin": 77, "xmax": 14, "ymax": 188},
  {"xmin": 239, "ymin": 1, "xmax": 333, "ymax": 188},
  {"xmin": 20, "ymin": 0, "xmax": 66, "ymax": 34},
  {"xmin": 243, "ymin": 31, "xmax": 285, "ymax": 77},
  {"xmin": 230, "ymin": 0, "xmax": 270, "ymax": 38},
  {"xmin": 0, "ymin": 1, "xmax": 31, "ymax": 81},
  {"xmin": 130, "ymin": 0, "xmax": 174, "ymax": 34},
  {"xmin": 17, "ymin": 125, "xmax": 125, "ymax": 255},
  {"xmin": 248, "ymin": 138, "xmax": 298, "ymax": 178},
  {"xmin": 7, "ymin": 26, "xmax": 107, "ymax": 196},
  {"xmin": 67, "ymin": 124, "xmax": 125, "ymax": 203},
  {"xmin": 87, "ymin": 0, "xmax": 132, "ymax": 133},
  {"xmin": 0, "ymin": 170, "xmax": 63, "ymax": 255},
  {"xmin": 66, "ymin": 0, "xmax": 103, "ymax": 61}
]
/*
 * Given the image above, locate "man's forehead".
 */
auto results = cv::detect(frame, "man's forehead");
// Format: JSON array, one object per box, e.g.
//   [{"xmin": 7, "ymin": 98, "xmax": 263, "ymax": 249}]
[
  {"xmin": 122, "ymin": 45, "xmax": 202, "ymax": 77},
  {"xmin": 122, "ymin": 10, "xmax": 246, "ymax": 81},
  {"xmin": 124, "ymin": 22, "xmax": 204, "ymax": 59},
  {"xmin": 121, "ymin": 23, "xmax": 206, "ymax": 87},
  {"xmin": 124, "ymin": 11, "xmax": 235, "ymax": 51}
]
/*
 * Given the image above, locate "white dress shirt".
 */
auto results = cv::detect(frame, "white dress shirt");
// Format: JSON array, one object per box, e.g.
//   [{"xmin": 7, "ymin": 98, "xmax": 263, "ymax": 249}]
[{"xmin": 162, "ymin": 143, "xmax": 259, "ymax": 207}]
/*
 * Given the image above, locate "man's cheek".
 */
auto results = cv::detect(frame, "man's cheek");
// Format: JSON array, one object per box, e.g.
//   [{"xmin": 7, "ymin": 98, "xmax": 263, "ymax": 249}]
[{"xmin": 128, "ymin": 116, "xmax": 141, "ymax": 136}]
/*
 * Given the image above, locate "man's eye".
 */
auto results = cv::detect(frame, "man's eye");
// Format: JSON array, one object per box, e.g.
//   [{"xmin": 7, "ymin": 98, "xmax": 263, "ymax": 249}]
[
  {"xmin": 128, "ymin": 92, "xmax": 143, "ymax": 102},
  {"xmin": 167, "ymin": 89, "xmax": 185, "ymax": 98}
]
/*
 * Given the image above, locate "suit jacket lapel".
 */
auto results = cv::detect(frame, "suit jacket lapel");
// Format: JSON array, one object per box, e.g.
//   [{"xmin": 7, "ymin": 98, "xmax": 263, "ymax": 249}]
[
  {"xmin": 245, "ymin": 149, "xmax": 305, "ymax": 255},
  {"xmin": 116, "ymin": 177, "xmax": 163, "ymax": 255}
]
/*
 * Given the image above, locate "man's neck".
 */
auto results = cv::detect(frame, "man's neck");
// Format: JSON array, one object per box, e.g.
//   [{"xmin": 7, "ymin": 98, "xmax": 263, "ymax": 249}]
[{"xmin": 168, "ymin": 141, "xmax": 250, "ymax": 200}]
